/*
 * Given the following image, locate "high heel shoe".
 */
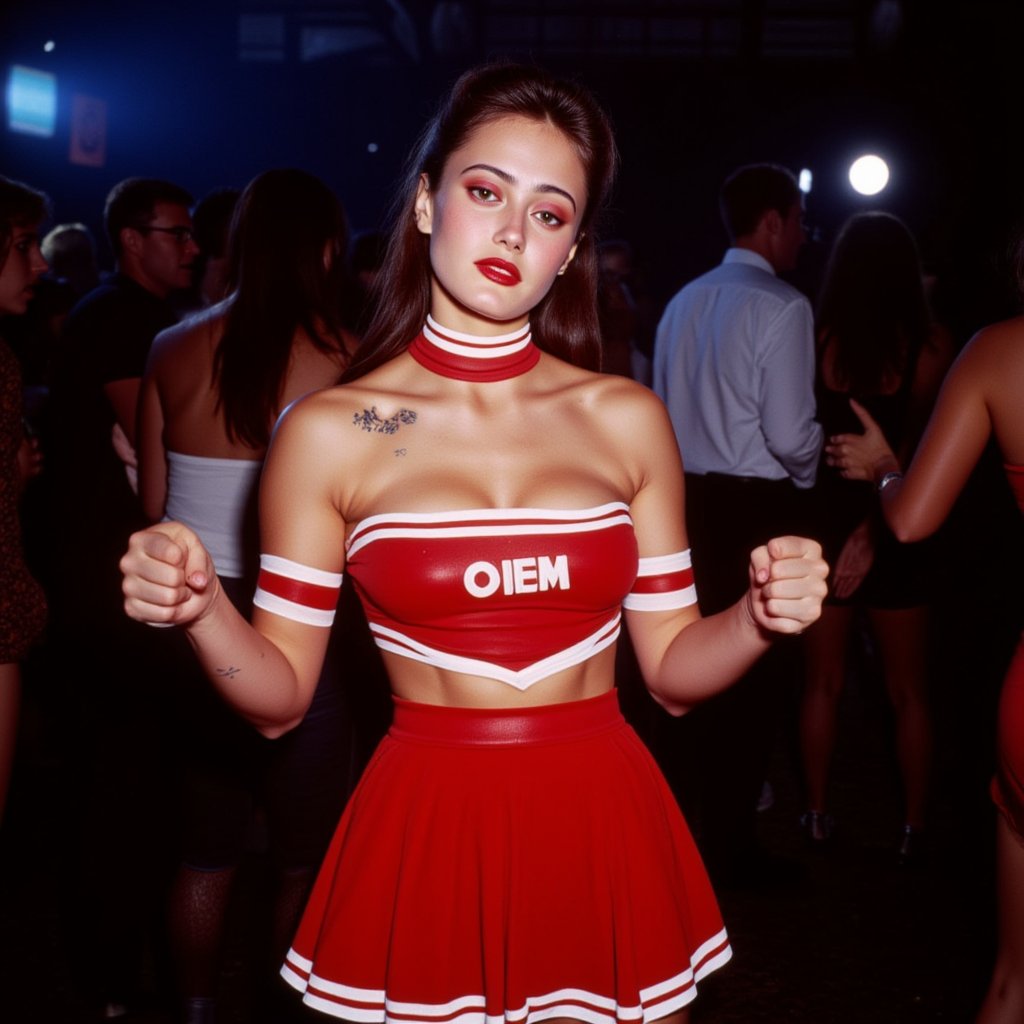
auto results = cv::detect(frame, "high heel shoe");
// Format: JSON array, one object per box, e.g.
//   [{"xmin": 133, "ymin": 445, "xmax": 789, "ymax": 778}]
[{"xmin": 799, "ymin": 810, "xmax": 834, "ymax": 844}]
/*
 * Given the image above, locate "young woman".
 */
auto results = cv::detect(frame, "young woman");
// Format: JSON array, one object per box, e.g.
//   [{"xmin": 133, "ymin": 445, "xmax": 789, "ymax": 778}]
[
  {"xmin": 122, "ymin": 64, "xmax": 827, "ymax": 1023},
  {"xmin": 799, "ymin": 212, "xmax": 952, "ymax": 855},
  {"xmin": 827, "ymin": 306, "xmax": 1024, "ymax": 1022},
  {"xmin": 136, "ymin": 168, "xmax": 357, "ymax": 1022},
  {"xmin": 0, "ymin": 176, "xmax": 49, "ymax": 827}
]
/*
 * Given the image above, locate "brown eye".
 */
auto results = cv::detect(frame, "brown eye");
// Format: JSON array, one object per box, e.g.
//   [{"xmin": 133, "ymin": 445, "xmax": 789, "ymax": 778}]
[{"xmin": 534, "ymin": 210, "xmax": 564, "ymax": 228}]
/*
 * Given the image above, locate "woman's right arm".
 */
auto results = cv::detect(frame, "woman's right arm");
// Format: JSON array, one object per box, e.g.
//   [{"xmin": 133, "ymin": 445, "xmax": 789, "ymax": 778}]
[
  {"xmin": 122, "ymin": 393, "xmax": 348, "ymax": 737},
  {"xmin": 826, "ymin": 327, "xmax": 998, "ymax": 541}
]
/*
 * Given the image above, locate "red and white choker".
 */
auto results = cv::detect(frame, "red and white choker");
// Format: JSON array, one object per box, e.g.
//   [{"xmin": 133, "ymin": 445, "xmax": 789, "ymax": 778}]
[{"xmin": 408, "ymin": 315, "xmax": 540, "ymax": 382}]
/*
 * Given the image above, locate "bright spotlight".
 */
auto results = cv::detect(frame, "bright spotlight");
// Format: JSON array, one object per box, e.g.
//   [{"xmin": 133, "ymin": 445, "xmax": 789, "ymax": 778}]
[
  {"xmin": 367, "ymin": 142, "xmax": 378, "ymax": 153},
  {"xmin": 798, "ymin": 168, "xmax": 813, "ymax": 194},
  {"xmin": 848, "ymin": 154, "xmax": 889, "ymax": 196},
  {"xmin": 43, "ymin": 40, "xmax": 55, "ymax": 52}
]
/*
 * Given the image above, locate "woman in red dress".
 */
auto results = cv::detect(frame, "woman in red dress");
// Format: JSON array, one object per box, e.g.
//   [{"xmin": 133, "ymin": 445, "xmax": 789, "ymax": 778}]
[{"xmin": 122, "ymin": 64, "xmax": 827, "ymax": 1023}]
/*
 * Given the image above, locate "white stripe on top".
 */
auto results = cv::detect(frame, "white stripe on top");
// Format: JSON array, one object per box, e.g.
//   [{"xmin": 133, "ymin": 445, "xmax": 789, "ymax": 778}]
[
  {"xmin": 347, "ymin": 503, "xmax": 632, "ymax": 558},
  {"xmin": 424, "ymin": 314, "xmax": 531, "ymax": 359}
]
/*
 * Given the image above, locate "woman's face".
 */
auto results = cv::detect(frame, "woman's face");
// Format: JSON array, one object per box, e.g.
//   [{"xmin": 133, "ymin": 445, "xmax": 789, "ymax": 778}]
[
  {"xmin": 414, "ymin": 115, "xmax": 587, "ymax": 334},
  {"xmin": 0, "ymin": 221, "xmax": 47, "ymax": 316}
]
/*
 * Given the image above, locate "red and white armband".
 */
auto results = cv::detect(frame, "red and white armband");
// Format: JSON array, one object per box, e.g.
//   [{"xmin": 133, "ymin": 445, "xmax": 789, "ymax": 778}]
[
  {"xmin": 622, "ymin": 550, "xmax": 697, "ymax": 612},
  {"xmin": 252, "ymin": 554, "xmax": 343, "ymax": 627}
]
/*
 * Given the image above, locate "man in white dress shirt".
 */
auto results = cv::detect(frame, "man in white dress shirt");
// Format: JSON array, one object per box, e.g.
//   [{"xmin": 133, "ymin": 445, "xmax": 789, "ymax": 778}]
[{"xmin": 653, "ymin": 164, "xmax": 822, "ymax": 884}]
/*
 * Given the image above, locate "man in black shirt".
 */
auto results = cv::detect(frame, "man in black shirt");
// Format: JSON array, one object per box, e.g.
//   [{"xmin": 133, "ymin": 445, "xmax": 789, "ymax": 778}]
[
  {"xmin": 55, "ymin": 178, "xmax": 197, "ymax": 580},
  {"xmin": 48, "ymin": 178, "xmax": 198, "ymax": 1018}
]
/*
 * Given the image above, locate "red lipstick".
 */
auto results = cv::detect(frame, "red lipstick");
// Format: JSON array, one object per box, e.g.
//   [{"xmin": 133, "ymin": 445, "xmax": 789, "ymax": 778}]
[{"xmin": 475, "ymin": 258, "xmax": 521, "ymax": 286}]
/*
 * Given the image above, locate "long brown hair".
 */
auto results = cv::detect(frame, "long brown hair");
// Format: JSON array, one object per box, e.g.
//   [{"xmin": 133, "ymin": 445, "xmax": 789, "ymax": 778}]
[
  {"xmin": 214, "ymin": 169, "xmax": 349, "ymax": 447},
  {"xmin": 816, "ymin": 211, "xmax": 930, "ymax": 395},
  {"xmin": 0, "ymin": 176, "xmax": 49, "ymax": 268},
  {"xmin": 345, "ymin": 62, "xmax": 618, "ymax": 381}
]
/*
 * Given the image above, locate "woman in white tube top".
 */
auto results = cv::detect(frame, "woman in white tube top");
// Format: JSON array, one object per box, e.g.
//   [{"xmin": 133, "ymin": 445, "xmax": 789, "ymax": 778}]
[
  {"xmin": 124, "ymin": 66, "xmax": 828, "ymax": 1024},
  {"xmin": 136, "ymin": 168, "xmax": 356, "ymax": 1024}
]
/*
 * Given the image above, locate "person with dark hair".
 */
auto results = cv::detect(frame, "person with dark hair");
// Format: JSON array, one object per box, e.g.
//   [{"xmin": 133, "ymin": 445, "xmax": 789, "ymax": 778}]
[
  {"xmin": 122, "ymin": 64, "xmax": 827, "ymax": 1023},
  {"xmin": 56, "ymin": 176, "xmax": 197, "ymax": 470},
  {"xmin": 46, "ymin": 176, "xmax": 197, "ymax": 1017},
  {"xmin": 137, "ymin": 168, "xmax": 356, "ymax": 1024},
  {"xmin": 190, "ymin": 187, "xmax": 241, "ymax": 307},
  {"xmin": 597, "ymin": 239, "xmax": 651, "ymax": 383},
  {"xmin": 826, "ymin": 300, "xmax": 1024, "ymax": 1024},
  {"xmin": 104, "ymin": 177, "xmax": 194, "ymax": 259},
  {"xmin": 41, "ymin": 222, "xmax": 100, "ymax": 299},
  {"xmin": 718, "ymin": 163, "xmax": 804, "ymax": 240},
  {"xmin": 0, "ymin": 175, "xmax": 49, "ymax": 826},
  {"xmin": 799, "ymin": 212, "xmax": 952, "ymax": 857},
  {"xmin": 652, "ymin": 163, "xmax": 821, "ymax": 885}
]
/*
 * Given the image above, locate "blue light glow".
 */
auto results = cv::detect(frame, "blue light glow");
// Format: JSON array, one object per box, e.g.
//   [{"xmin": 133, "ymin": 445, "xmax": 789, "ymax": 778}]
[{"xmin": 6, "ymin": 64, "xmax": 57, "ymax": 137}]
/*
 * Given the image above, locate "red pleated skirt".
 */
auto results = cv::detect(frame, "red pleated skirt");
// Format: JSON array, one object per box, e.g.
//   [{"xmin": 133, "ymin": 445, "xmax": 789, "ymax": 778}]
[{"xmin": 282, "ymin": 691, "xmax": 731, "ymax": 1023}]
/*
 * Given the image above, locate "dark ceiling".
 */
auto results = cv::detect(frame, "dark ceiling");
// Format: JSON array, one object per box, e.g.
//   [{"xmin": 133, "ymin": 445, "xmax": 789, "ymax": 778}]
[{"xmin": 1, "ymin": 0, "xmax": 1018, "ymax": 326}]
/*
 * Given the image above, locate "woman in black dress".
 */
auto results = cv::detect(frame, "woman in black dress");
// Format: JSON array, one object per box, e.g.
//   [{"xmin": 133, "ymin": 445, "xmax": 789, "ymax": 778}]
[{"xmin": 800, "ymin": 212, "xmax": 952, "ymax": 856}]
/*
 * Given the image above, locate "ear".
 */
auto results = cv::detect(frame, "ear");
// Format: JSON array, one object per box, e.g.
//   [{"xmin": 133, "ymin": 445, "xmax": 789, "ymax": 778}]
[
  {"xmin": 557, "ymin": 237, "xmax": 581, "ymax": 276},
  {"xmin": 120, "ymin": 226, "xmax": 143, "ymax": 258},
  {"xmin": 323, "ymin": 240, "xmax": 334, "ymax": 272},
  {"xmin": 762, "ymin": 208, "xmax": 783, "ymax": 237},
  {"xmin": 413, "ymin": 174, "xmax": 433, "ymax": 235}
]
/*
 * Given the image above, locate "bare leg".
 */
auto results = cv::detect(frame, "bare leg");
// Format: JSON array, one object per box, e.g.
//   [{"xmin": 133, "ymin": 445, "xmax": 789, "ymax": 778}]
[
  {"xmin": 0, "ymin": 662, "xmax": 21, "ymax": 825},
  {"xmin": 976, "ymin": 816, "xmax": 1024, "ymax": 1023},
  {"xmin": 868, "ymin": 606, "xmax": 931, "ymax": 827},
  {"xmin": 800, "ymin": 606, "xmax": 854, "ymax": 813}
]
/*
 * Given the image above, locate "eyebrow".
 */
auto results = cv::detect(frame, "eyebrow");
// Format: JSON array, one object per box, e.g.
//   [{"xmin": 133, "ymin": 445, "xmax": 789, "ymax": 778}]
[{"xmin": 460, "ymin": 163, "xmax": 578, "ymax": 212}]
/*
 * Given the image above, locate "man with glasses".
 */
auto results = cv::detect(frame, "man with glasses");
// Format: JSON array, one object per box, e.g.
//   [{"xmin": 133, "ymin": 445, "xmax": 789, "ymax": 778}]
[
  {"xmin": 75, "ymin": 177, "xmax": 198, "ymax": 440},
  {"xmin": 48, "ymin": 177, "xmax": 198, "ymax": 1019}
]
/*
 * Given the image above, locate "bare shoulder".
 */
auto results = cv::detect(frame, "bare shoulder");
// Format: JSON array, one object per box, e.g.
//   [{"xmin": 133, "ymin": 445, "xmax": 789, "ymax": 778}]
[
  {"xmin": 274, "ymin": 379, "xmax": 383, "ymax": 443},
  {"xmin": 564, "ymin": 367, "xmax": 673, "ymax": 436},
  {"xmin": 283, "ymin": 362, "xmax": 422, "ymax": 433},
  {"xmin": 962, "ymin": 316, "xmax": 1024, "ymax": 369},
  {"xmin": 939, "ymin": 318, "xmax": 1024, "ymax": 406},
  {"xmin": 149, "ymin": 303, "xmax": 226, "ymax": 369},
  {"xmin": 271, "ymin": 369, "xmax": 425, "ymax": 476},
  {"xmin": 547, "ymin": 363, "xmax": 680, "ymax": 486}
]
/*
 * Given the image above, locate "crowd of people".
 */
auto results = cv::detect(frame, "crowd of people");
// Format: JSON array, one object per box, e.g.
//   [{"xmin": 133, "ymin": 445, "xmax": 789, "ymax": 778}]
[{"xmin": 1, "ymin": 60, "xmax": 1021, "ymax": 1024}]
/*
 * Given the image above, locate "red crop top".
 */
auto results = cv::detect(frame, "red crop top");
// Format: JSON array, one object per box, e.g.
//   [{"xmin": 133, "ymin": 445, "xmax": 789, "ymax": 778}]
[
  {"xmin": 345, "ymin": 503, "xmax": 638, "ymax": 690},
  {"xmin": 253, "ymin": 503, "xmax": 699, "ymax": 690}
]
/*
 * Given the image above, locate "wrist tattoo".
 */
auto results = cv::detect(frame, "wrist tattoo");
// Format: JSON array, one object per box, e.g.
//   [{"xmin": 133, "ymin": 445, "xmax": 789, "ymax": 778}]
[
  {"xmin": 353, "ymin": 407, "xmax": 417, "ymax": 435},
  {"xmin": 216, "ymin": 665, "xmax": 242, "ymax": 679}
]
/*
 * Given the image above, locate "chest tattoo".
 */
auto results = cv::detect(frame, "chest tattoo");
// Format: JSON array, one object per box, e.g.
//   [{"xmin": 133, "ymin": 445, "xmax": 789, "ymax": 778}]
[{"xmin": 353, "ymin": 406, "xmax": 417, "ymax": 435}]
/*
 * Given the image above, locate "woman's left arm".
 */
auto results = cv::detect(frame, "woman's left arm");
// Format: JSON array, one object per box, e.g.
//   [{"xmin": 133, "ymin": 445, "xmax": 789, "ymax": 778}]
[{"xmin": 623, "ymin": 391, "xmax": 827, "ymax": 715}]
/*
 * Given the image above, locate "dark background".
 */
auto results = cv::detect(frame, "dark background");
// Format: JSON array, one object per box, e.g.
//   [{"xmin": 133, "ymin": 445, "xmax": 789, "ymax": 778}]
[
  {"xmin": 2, "ymin": 0, "xmax": 1022, "ymax": 334},
  {"xmin": 3, "ymin": 5, "xmax": 1022, "ymax": 1021}
]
